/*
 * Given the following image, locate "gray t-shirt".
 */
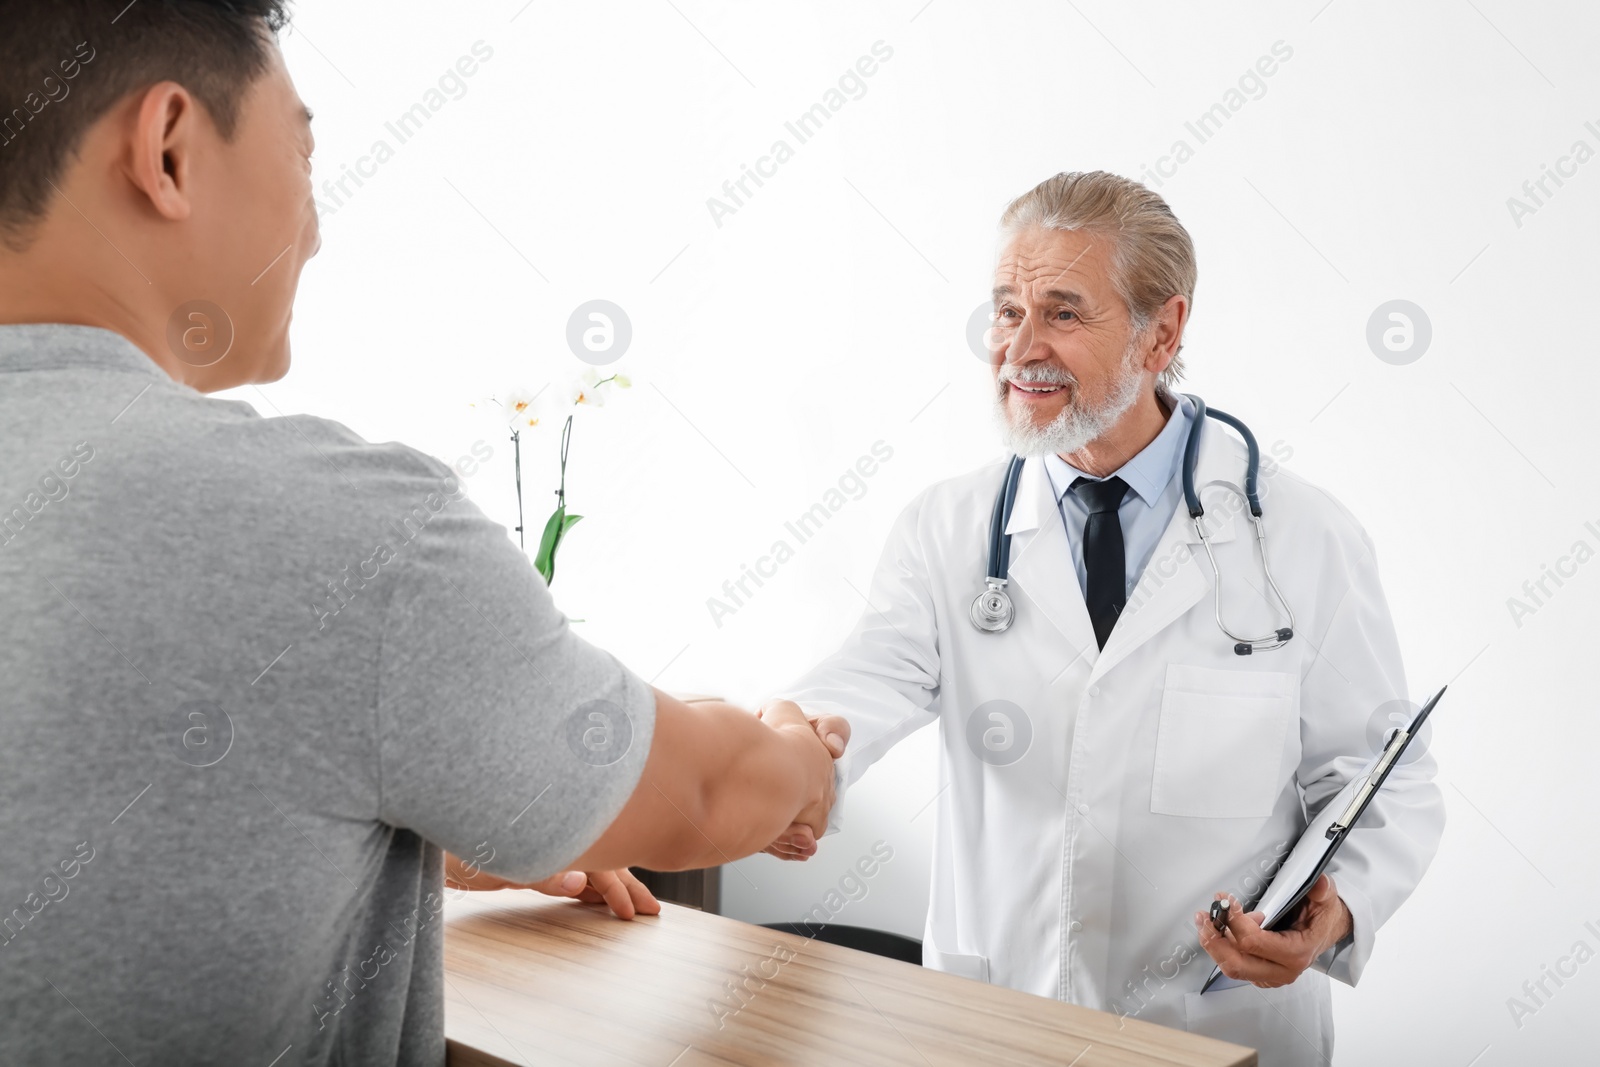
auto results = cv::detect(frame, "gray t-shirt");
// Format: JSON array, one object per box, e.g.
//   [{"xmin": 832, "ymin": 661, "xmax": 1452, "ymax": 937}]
[{"xmin": 0, "ymin": 324, "xmax": 656, "ymax": 1065}]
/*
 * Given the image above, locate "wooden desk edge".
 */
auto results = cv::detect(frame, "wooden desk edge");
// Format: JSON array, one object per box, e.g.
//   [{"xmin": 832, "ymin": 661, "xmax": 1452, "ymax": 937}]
[{"xmin": 443, "ymin": 893, "xmax": 1257, "ymax": 1067}]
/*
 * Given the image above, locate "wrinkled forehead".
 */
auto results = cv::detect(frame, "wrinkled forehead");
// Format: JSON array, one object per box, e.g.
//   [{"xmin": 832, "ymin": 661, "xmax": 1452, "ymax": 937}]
[{"xmin": 991, "ymin": 227, "xmax": 1115, "ymax": 302}]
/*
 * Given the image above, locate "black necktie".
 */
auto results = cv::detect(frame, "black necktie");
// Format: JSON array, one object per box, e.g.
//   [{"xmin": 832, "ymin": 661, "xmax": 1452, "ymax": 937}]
[{"xmin": 1071, "ymin": 475, "xmax": 1130, "ymax": 650}]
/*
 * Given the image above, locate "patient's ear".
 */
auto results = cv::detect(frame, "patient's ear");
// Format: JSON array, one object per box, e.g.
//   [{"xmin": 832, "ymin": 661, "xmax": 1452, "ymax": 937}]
[{"xmin": 124, "ymin": 82, "xmax": 200, "ymax": 223}]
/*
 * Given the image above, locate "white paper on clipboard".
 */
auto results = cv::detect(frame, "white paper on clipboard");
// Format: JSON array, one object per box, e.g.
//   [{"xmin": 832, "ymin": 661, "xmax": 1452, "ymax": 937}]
[
  {"xmin": 1199, "ymin": 691, "xmax": 1440, "ymax": 992},
  {"xmin": 1200, "ymin": 750, "xmax": 1382, "ymax": 992}
]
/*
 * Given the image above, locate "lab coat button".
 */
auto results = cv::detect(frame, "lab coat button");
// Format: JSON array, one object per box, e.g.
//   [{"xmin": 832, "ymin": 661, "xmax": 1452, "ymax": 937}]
[
  {"xmin": 1089, "ymin": 686, "xmax": 1101, "ymax": 697},
  {"xmin": 1069, "ymin": 920, "xmax": 1083, "ymax": 933}
]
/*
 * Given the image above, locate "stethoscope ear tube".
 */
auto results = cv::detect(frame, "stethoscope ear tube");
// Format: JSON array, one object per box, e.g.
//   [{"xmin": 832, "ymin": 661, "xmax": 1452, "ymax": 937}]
[
  {"xmin": 1181, "ymin": 394, "xmax": 1208, "ymax": 518},
  {"xmin": 1181, "ymin": 393, "xmax": 1264, "ymax": 519},
  {"xmin": 989, "ymin": 455, "xmax": 1025, "ymax": 579},
  {"xmin": 1197, "ymin": 404, "xmax": 1264, "ymax": 518}
]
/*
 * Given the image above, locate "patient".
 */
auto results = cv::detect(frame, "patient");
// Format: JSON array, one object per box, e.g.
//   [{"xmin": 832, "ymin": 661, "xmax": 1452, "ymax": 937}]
[{"xmin": 0, "ymin": 4, "xmax": 844, "ymax": 1064}]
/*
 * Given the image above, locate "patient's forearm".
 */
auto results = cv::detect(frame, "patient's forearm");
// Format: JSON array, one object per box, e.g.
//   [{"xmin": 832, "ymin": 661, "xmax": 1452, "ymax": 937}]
[
  {"xmin": 565, "ymin": 691, "xmax": 829, "ymax": 873},
  {"xmin": 661, "ymin": 698, "xmax": 824, "ymax": 869}
]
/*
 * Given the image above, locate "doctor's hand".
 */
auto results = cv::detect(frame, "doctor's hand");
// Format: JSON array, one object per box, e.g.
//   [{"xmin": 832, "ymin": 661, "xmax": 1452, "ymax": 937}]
[
  {"xmin": 754, "ymin": 700, "xmax": 851, "ymax": 862},
  {"xmin": 1194, "ymin": 874, "xmax": 1353, "ymax": 988},
  {"xmin": 443, "ymin": 851, "xmax": 661, "ymax": 921}
]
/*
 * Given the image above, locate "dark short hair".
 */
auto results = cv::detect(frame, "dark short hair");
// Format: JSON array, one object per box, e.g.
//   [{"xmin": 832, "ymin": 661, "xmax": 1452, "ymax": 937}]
[{"xmin": 0, "ymin": 0, "xmax": 292, "ymax": 249}]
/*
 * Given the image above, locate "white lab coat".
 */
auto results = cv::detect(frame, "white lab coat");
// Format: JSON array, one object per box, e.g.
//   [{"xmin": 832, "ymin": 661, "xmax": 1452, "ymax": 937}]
[{"xmin": 781, "ymin": 424, "xmax": 1445, "ymax": 1066}]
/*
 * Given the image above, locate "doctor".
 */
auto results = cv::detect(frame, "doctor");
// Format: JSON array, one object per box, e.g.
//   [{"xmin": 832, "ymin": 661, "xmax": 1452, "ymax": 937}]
[{"xmin": 763, "ymin": 170, "xmax": 1444, "ymax": 1064}]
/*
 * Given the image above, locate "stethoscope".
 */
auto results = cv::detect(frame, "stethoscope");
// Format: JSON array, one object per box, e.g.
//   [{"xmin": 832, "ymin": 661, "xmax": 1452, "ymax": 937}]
[{"xmin": 970, "ymin": 394, "xmax": 1296, "ymax": 655}]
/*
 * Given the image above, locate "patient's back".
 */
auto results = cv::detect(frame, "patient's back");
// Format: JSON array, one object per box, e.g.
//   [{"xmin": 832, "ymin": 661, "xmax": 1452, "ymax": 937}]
[{"xmin": 0, "ymin": 324, "xmax": 655, "ymax": 1065}]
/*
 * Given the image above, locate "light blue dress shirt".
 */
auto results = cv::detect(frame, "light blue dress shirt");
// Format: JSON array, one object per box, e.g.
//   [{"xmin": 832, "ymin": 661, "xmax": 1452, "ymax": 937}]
[{"xmin": 1042, "ymin": 390, "xmax": 1196, "ymax": 601}]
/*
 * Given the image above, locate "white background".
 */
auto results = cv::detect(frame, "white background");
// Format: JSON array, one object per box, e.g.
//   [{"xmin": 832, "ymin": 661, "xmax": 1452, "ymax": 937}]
[{"xmin": 245, "ymin": 2, "xmax": 1600, "ymax": 1063}]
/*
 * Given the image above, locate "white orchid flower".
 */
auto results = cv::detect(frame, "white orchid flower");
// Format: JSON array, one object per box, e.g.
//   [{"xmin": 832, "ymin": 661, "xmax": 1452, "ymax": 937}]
[{"xmin": 498, "ymin": 386, "xmax": 548, "ymax": 429}]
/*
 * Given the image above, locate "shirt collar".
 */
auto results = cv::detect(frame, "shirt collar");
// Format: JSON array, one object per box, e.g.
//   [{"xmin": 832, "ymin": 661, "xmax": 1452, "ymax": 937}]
[
  {"xmin": 1044, "ymin": 389, "xmax": 1195, "ymax": 508},
  {"xmin": 0, "ymin": 323, "xmax": 171, "ymax": 380}
]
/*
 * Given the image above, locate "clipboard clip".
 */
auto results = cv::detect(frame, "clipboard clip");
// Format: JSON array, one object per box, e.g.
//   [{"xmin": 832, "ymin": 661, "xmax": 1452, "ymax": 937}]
[
  {"xmin": 1325, "ymin": 740, "xmax": 1401, "ymax": 838},
  {"xmin": 1325, "ymin": 686, "xmax": 1444, "ymax": 838}
]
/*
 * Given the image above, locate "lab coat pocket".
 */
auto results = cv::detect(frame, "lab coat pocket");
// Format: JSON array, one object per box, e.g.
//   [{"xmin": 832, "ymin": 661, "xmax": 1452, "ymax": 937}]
[
  {"xmin": 1151, "ymin": 664, "xmax": 1298, "ymax": 818},
  {"xmin": 924, "ymin": 944, "xmax": 990, "ymax": 984},
  {"xmin": 1183, "ymin": 977, "xmax": 1328, "ymax": 1065}
]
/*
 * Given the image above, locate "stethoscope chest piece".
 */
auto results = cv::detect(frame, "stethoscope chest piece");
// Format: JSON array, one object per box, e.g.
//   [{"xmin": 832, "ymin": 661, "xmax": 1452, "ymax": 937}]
[{"xmin": 970, "ymin": 579, "xmax": 1015, "ymax": 633}]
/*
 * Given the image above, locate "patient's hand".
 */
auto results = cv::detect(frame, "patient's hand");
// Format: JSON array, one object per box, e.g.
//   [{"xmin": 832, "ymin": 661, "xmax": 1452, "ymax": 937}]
[
  {"xmin": 444, "ymin": 851, "xmax": 661, "ymax": 920},
  {"xmin": 754, "ymin": 701, "xmax": 850, "ymax": 862},
  {"xmin": 763, "ymin": 823, "xmax": 820, "ymax": 861}
]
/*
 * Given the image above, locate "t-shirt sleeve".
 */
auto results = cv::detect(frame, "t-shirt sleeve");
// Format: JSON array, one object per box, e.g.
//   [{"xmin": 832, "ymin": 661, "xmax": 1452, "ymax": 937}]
[{"xmin": 373, "ymin": 474, "xmax": 656, "ymax": 883}]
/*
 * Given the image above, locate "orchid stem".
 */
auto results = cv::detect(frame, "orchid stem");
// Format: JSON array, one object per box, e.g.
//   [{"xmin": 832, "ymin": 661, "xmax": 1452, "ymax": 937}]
[{"xmin": 511, "ymin": 428, "xmax": 524, "ymax": 550}]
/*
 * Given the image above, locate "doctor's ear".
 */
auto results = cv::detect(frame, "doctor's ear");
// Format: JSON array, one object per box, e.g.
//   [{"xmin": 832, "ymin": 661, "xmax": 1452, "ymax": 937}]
[{"xmin": 1137, "ymin": 293, "xmax": 1188, "ymax": 376}]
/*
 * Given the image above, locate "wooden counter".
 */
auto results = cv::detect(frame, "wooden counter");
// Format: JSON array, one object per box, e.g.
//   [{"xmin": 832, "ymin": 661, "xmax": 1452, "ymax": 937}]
[{"xmin": 442, "ymin": 891, "xmax": 1256, "ymax": 1066}]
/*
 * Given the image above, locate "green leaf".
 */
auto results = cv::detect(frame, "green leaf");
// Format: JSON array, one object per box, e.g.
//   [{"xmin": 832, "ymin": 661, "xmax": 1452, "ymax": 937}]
[{"xmin": 533, "ymin": 505, "xmax": 583, "ymax": 585}]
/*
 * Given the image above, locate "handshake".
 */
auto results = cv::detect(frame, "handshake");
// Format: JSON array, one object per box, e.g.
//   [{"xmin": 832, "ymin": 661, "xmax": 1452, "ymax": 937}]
[{"xmin": 752, "ymin": 699, "xmax": 853, "ymax": 863}]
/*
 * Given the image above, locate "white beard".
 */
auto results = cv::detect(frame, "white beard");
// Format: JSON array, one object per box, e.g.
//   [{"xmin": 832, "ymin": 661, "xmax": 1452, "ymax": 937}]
[{"xmin": 993, "ymin": 341, "xmax": 1146, "ymax": 457}]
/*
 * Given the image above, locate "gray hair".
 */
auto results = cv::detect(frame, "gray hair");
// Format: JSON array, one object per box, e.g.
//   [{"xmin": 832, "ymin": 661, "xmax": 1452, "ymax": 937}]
[{"xmin": 998, "ymin": 170, "xmax": 1197, "ymax": 390}]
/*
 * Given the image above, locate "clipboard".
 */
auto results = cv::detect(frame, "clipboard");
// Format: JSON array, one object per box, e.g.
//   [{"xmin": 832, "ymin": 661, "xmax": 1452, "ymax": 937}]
[{"xmin": 1198, "ymin": 684, "xmax": 1445, "ymax": 994}]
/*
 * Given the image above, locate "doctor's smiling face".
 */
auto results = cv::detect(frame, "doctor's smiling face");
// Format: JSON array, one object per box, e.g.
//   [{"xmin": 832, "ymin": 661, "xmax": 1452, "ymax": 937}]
[{"xmin": 989, "ymin": 225, "xmax": 1187, "ymax": 474}]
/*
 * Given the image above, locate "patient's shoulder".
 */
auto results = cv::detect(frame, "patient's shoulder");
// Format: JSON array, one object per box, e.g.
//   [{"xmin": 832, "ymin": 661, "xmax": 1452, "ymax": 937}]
[{"xmin": 120, "ymin": 388, "xmax": 486, "ymax": 544}]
